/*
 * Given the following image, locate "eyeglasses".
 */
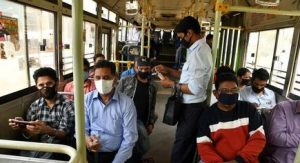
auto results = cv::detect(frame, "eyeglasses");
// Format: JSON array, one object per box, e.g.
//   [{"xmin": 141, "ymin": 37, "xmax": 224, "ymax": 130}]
[{"xmin": 218, "ymin": 88, "xmax": 239, "ymax": 94}]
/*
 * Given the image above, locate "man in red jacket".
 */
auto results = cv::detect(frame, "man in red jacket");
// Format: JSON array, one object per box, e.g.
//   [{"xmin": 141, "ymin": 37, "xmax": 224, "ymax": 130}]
[{"xmin": 197, "ymin": 73, "xmax": 266, "ymax": 163}]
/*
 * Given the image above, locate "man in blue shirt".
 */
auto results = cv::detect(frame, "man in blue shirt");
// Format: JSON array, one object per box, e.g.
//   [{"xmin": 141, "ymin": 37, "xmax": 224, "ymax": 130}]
[
  {"xmin": 84, "ymin": 60, "xmax": 138, "ymax": 163},
  {"xmin": 120, "ymin": 56, "xmax": 139, "ymax": 79}
]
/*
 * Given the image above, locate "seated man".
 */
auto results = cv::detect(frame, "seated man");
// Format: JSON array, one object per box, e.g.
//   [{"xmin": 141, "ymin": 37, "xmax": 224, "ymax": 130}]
[
  {"xmin": 264, "ymin": 100, "xmax": 300, "ymax": 163},
  {"xmin": 84, "ymin": 60, "xmax": 138, "ymax": 163},
  {"xmin": 240, "ymin": 68, "xmax": 276, "ymax": 110},
  {"xmin": 197, "ymin": 73, "xmax": 266, "ymax": 163},
  {"xmin": 117, "ymin": 57, "xmax": 157, "ymax": 162},
  {"xmin": 237, "ymin": 67, "xmax": 251, "ymax": 90},
  {"xmin": 64, "ymin": 58, "xmax": 95, "ymax": 100},
  {"xmin": 8, "ymin": 67, "xmax": 75, "ymax": 159},
  {"xmin": 89, "ymin": 53, "xmax": 105, "ymax": 77}
]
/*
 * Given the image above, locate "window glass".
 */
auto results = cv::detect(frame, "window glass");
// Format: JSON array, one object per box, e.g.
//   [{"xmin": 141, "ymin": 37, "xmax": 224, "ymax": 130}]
[
  {"xmin": 122, "ymin": 20, "xmax": 127, "ymax": 41},
  {"xmin": 0, "ymin": 0, "xmax": 28, "ymax": 96},
  {"xmin": 101, "ymin": 7, "xmax": 109, "ymax": 19},
  {"xmin": 291, "ymin": 48, "xmax": 300, "ymax": 96},
  {"xmin": 62, "ymin": 16, "xmax": 73, "ymax": 75},
  {"xmin": 26, "ymin": 7, "xmax": 55, "ymax": 85},
  {"xmin": 84, "ymin": 21, "xmax": 96, "ymax": 65},
  {"xmin": 101, "ymin": 33, "xmax": 108, "ymax": 59},
  {"xmin": 245, "ymin": 32, "xmax": 258, "ymax": 71},
  {"xmin": 109, "ymin": 11, "xmax": 116, "ymax": 23},
  {"xmin": 271, "ymin": 27, "xmax": 294, "ymax": 89},
  {"xmin": 255, "ymin": 30, "xmax": 277, "ymax": 74},
  {"xmin": 63, "ymin": 0, "xmax": 97, "ymax": 15}
]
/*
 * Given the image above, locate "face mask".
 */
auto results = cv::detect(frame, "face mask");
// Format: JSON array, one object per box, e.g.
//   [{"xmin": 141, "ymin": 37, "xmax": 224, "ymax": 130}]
[
  {"xmin": 252, "ymin": 86, "xmax": 264, "ymax": 93},
  {"xmin": 84, "ymin": 71, "xmax": 89, "ymax": 81},
  {"xmin": 40, "ymin": 86, "xmax": 57, "ymax": 100},
  {"xmin": 138, "ymin": 71, "xmax": 150, "ymax": 79},
  {"xmin": 95, "ymin": 79, "xmax": 114, "ymax": 95},
  {"xmin": 218, "ymin": 93, "xmax": 239, "ymax": 105},
  {"xmin": 241, "ymin": 79, "xmax": 251, "ymax": 86}
]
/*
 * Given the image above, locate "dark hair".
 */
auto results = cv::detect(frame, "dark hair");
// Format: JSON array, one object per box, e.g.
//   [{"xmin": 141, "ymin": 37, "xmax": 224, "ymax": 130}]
[
  {"xmin": 94, "ymin": 60, "xmax": 116, "ymax": 75},
  {"xmin": 206, "ymin": 34, "xmax": 213, "ymax": 40},
  {"xmin": 215, "ymin": 66, "xmax": 235, "ymax": 78},
  {"xmin": 237, "ymin": 67, "xmax": 250, "ymax": 77},
  {"xmin": 83, "ymin": 58, "xmax": 90, "ymax": 68},
  {"xmin": 93, "ymin": 53, "xmax": 105, "ymax": 62},
  {"xmin": 174, "ymin": 16, "xmax": 201, "ymax": 34},
  {"xmin": 215, "ymin": 73, "xmax": 238, "ymax": 90},
  {"xmin": 33, "ymin": 67, "xmax": 58, "ymax": 83},
  {"xmin": 252, "ymin": 68, "xmax": 269, "ymax": 81}
]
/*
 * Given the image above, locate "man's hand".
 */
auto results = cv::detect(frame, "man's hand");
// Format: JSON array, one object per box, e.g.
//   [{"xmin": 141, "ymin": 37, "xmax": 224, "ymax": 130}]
[
  {"xmin": 146, "ymin": 124, "xmax": 154, "ymax": 135},
  {"xmin": 8, "ymin": 117, "xmax": 24, "ymax": 130},
  {"xmin": 86, "ymin": 135, "xmax": 101, "ymax": 152},
  {"xmin": 153, "ymin": 64, "xmax": 168, "ymax": 75},
  {"xmin": 159, "ymin": 76, "xmax": 174, "ymax": 88},
  {"xmin": 26, "ymin": 120, "xmax": 50, "ymax": 135}
]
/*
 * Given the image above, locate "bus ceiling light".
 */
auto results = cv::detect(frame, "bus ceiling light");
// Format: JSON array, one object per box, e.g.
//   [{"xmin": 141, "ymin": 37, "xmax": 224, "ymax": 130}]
[
  {"xmin": 126, "ymin": 0, "xmax": 139, "ymax": 15},
  {"xmin": 255, "ymin": 0, "xmax": 280, "ymax": 6}
]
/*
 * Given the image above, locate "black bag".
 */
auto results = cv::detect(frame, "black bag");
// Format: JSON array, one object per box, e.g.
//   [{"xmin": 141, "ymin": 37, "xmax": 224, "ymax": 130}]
[{"xmin": 163, "ymin": 89, "xmax": 182, "ymax": 126}]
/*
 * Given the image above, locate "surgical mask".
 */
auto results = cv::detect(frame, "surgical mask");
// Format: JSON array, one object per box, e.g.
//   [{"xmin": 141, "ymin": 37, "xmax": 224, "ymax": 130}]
[
  {"xmin": 218, "ymin": 93, "xmax": 239, "ymax": 105},
  {"xmin": 252, "ymin": 86, "xmax": 264, "ymax": 93},
  {"xmin": 39, "ymin": 86, "xmax": 57, "ymax": 100},
  {"xmin": 95, "ymin": 79, "xmax": 114, "ymax": 95},
  {"xmin": 84, "ymin": 71, "xmax": 89, "ymax": 81},
  {"xmin": 138, "ymin": 71, "xmax": 150, "ymax": 79},
  {"xmin": 241, "ymin": 79, "xmax": 251, "ymax": 86}
]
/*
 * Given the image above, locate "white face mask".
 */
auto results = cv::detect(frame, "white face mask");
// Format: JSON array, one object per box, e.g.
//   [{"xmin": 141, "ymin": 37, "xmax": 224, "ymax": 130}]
[{"xmin": 94, "ymin": 79, "xmax": 114, "ymax": 95}]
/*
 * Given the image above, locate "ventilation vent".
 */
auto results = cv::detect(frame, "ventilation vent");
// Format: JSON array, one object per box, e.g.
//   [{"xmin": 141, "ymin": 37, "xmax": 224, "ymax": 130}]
[{"xmin": 161, "ymin": 13, "xmax": 176, "ymax": 18}]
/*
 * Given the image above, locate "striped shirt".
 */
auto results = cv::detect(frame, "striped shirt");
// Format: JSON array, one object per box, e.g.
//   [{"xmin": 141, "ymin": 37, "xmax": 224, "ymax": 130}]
[{"xmin": 197, "ymin": 101, "xmax": 266, "ymax": 163}]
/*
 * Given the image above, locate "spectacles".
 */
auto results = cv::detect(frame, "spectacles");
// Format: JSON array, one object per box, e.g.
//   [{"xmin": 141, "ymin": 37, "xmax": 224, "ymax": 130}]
[{"xmin": 218, "ymin": 88, "xmax": 239, "ymax": 94}]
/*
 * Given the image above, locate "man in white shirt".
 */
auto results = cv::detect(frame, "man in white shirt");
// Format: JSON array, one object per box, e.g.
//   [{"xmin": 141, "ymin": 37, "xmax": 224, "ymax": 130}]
[
  {"xmin": 154, "ymin": 16, "xmax": 213, "ymax": 163},
  {"xmin": 240, "ymin": 68, "xmax": 276, "ymax": 110}
]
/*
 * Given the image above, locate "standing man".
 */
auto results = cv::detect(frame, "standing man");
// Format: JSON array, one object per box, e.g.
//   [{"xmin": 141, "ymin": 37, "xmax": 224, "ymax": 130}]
[
  {"xmin": 154, "ymin": 16, "xmax": 213, "ymax": 163},
  {"xmin": 84, "ymin": 60, "xmax": 138, "ymax": 163}
]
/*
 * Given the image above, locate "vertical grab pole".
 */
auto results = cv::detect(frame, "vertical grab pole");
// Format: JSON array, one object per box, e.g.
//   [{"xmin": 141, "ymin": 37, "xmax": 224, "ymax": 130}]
[
  {"xmin": 206, "ymin": 0, "xmax": 223, "ymax": 105},
  {"xmin": 72, "ymin": 0, "xmax": 86, "ymax": 162},
  {"xmin": 141, "ymin": 15, "xmax": 145, "ymax": 56},
  {"xmin": 147, "ymin": 21, "xmax": 151, "ymax": 58}
]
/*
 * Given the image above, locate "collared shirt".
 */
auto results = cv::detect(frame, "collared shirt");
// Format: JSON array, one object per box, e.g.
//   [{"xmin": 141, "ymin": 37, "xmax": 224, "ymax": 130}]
[
  {"xmin": 120, "ymin": 68, "xmax": 136, "ymax": 79},
  {"xmin": 239, "ymin": 86, "xmax": 276, "ymax": 109},
  {"xmin": 84, "ymin": 90, "xmax": 138, "ymax": 163},
  {"xmin": 64, "ymin": 79, "xmax": 96, "ymax": 100},
  {"xmin": 179, "ymin": 38, "xmax": 213, "ymax": 104},
  {"xmin": 26, "ymin": 94, "xmax": 75, "ymax": 135},
  {"xmin": 267, "ymin": 100, "xmax": 300, "ymax": 163}
]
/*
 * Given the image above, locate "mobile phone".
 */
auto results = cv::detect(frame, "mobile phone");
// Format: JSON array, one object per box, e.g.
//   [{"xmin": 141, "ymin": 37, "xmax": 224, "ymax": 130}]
[
  {"xmin": 12, "ymin": 120, "xmax": 34, "ymax": 126},
  {"xmin": 157, "ymin": 72, "xmax": 165, "ymax": 80}
]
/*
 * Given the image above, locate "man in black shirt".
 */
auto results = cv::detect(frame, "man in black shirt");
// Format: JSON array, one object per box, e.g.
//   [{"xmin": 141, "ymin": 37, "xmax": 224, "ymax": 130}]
[{"xmin": 116, "ymin": 57, "xmax": 157, "ymax": 162}]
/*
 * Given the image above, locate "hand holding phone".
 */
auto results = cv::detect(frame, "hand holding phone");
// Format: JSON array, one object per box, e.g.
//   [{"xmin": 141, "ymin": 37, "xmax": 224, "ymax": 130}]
[{"xmin": 157, "ymin": 72, "xmax": 165, "ymax": 80}]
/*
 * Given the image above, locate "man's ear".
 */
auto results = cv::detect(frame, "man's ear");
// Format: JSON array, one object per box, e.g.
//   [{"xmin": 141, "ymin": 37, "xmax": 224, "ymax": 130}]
[{"xmin": 213, "ymin": 90, "xmax": 219, "ymax": 99}]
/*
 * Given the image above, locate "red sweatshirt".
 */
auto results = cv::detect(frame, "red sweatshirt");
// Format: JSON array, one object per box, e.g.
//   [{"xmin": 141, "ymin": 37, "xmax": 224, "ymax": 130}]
[{"xmin": 197, "ymin": 101, "xmax": 266, "ymax": 163}]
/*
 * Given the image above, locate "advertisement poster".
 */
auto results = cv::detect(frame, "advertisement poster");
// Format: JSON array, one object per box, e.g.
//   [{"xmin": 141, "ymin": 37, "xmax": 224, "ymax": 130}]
[{"xmin": 0, "ymin": 15, "xmax": 19, "ymax": 50}]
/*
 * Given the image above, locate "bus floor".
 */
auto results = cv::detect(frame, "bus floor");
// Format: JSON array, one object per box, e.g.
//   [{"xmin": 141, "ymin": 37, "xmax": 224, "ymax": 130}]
[{"xmin": 143, "ymin": 88, "xmax": 176, "ymax": 163}]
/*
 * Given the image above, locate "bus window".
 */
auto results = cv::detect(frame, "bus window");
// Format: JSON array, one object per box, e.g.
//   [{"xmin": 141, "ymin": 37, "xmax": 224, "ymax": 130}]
[
  {"xmin": 84, "ymin": 21, "xmax": 96, "ymax": 65},
  {"xmin": 26, "ymin": 7, "xmax": 55, "ymax": 86},
  {"xmin": 291, "ymin": 47, "xmax": 300, "ymax": 97},
  {"xmin": 271, "ymin": 27, "xmax": 294, "ymax": 89},
  {"xmin": 256, "ymin": 30, "xmax": 277, "ymax": 74},
  {"xmin": 62, "ymin": 16, "xmax": 73, "ymax": 75},
  {"xmin": 245, "ymin": 32, "xmax": 259, "ymax": 70},
  {"xmin": 0, "ymin": 0, "xmax": 27, "ymax": 97}
]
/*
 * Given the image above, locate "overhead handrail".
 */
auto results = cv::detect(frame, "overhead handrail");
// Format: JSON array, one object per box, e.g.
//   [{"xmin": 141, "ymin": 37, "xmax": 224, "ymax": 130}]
[{"xmin": 0, "ymin": 139, "xmax": 77, "ymax": 163}]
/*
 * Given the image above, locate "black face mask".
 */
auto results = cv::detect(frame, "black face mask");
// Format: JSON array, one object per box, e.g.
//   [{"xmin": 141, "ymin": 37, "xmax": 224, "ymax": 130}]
[
  {"xmin": 138, "ymin": 71, "xmax": 150, "ymax": 79},
  {"xmin": 39, "ymin": 86, "xmax": 57, "ymax": 99},
  {"xmin": 241, "ymin": 79, "xmax": 251, "ymax": 86},
  {"xmin": 252, "ymin": 86, "xmax": 264, "ymax": 93},
  {"xmin": 218, "ymin": 93, "xmax": 239, "ymax": 105}
]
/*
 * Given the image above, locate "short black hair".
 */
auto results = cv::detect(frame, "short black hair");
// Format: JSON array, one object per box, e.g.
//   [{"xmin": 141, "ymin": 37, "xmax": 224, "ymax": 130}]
[
  {"xmin": 215, "ymin": 66, "xmax": 235, "ymax": 78},
  {"xmin": 174, "ymin": 16, "xmax": 201, "ymax": 34},
  {"xmin": 206, "ymin": 34, "xmax": 213, "ymax": 40},
  {"xmin": 215, "ymin": 73, "xmax": 238, "ymax": 90},
  {"xmin": 33, "ymin": 67, "xmax": 58, "ymax": 83},
  {"xmin": 93, "ymin": 53, "xmax": 105, "ymax": 62},
  {"xmin": 252, "ymin": 68, "xmax": 269, "ymax": 81},
  {"xmin": 94, "ymin": 60, "xmax": 116, "ymax": 75},
  {"xmin": 237, "ymin": 67, "xmax": 251, "ymax": 77},
  {"xmin": 83, "ymin": 58, "xmax": 90, "ymax": 68}
]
